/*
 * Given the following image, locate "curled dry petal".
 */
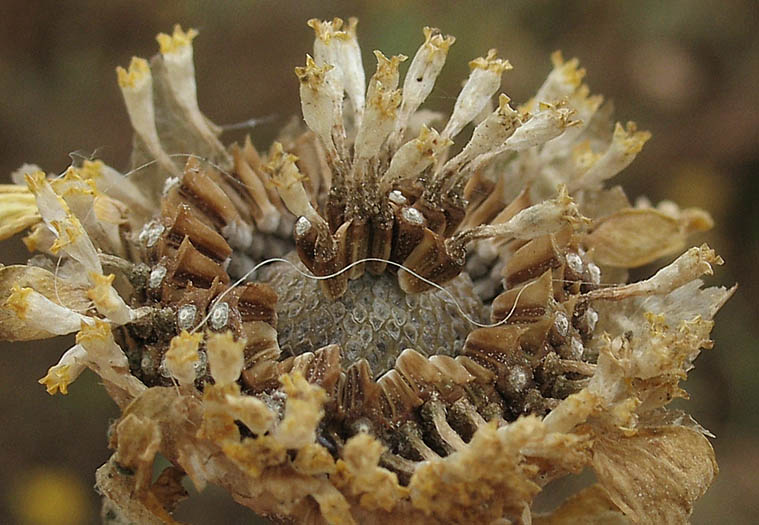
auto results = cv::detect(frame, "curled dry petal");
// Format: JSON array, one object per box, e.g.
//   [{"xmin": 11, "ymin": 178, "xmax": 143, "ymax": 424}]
[{"xmin": 0, "ymin": 265, "xmax": 90, "ymax": 341}]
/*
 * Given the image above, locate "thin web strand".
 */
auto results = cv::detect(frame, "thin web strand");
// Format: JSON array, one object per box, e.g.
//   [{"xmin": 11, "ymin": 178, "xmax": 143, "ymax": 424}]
[{"xmin": 190, "ymin": 256, "xmax": 539, "ymax": 333}]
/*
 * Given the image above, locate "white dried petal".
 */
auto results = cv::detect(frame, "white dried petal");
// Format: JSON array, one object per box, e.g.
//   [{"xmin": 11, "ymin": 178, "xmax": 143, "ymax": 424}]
[
  {"xmin": 353, "ymin": 52, "xmax": 405, "ymax": 160},
  {"xmin": 447, "ymin": 187, "xmax": 585, "ymax": 255},
  {"xmin": 76, "ymin": 320, "xmax": 146, "ymax": 397},
  {"xmin": 295, "ymin": 55, "xmax": 343, "ymax": 157},
  {"xmin": 87, "ymin": 272, "xmax": 133, "ymax": 325},
  {"xmin": 393, "ymin": 27, "xmax": 455, "ymax": 142},
  {"xmin": 79, "ymin": 160, "xmax": 150, "ymax": 217},
  {"xmin": 504, "ymin": 102, "xmax": 576, "ymax": 151},
  {"xmin": 534, "ymin": 51, "xmax": 586, "ymax": 105},
  {"xmin": 308, "ymin": 18, "xmax": 365, "ymax": 125},
  {"xmin": 116, "ymin": 57, "xmax": 179, "ymax": 176},
  {"xmin": 25, "ymin": 171, "xmax": 102, "ymax": 276},
  {"xmin": 380, "ymin": 126, "xmax": 452, "ymax": 193},
  {"xmin": 156, "ymin": 25, "xmax": 228, "ymax": 160},
  {"xmin": 442, "ymin": 49, "xmax": 512, "ymax": 139},
  {"xmin": 440, "ymin": 94, "xmax": 520, "ymax": 182},
  {"xmin": 502, "ymin": 186, "xmax": 583, "ymax": 240},
  {"xmin": 587, "ymin": 244, "xmax": 722, "ymax": 301},
  {"xmin": 4, "ymin": 284, "xmax": 91, "ymax": 337},
  {"xmin": 573, "ymin": 122, "xmax": 651, "ymax": 190},
  {"xmin": 266, "ymin": 143, "xmax": 326, "ymax": 230},
  {"xmin": 38, "ymin": 344, "xmax": 88, "ymax": 395}
]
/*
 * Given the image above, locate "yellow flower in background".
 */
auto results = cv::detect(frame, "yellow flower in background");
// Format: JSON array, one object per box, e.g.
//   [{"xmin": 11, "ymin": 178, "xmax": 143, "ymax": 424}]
[{"xmin": 9, "ymin": 469, "xmax": 90, "ymax": 525}]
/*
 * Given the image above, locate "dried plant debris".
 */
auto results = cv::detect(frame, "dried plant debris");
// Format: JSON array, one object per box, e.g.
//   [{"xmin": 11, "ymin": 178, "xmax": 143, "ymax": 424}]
[{"xmin": 0, "ymin": 18, "xmax": 733, "ymax": 525}]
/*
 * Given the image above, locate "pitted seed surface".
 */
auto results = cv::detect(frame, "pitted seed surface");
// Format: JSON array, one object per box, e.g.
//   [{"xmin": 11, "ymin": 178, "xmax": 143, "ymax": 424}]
[{"xmin": 263, "ymin": 256, "xmax": 488, "ymax": 376}]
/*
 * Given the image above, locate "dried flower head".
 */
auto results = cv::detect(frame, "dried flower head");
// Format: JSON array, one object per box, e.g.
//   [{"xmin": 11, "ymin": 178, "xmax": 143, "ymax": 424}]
[{"xmin": 0, "ymin": 18, "xmax": 733, "ymax": 525}]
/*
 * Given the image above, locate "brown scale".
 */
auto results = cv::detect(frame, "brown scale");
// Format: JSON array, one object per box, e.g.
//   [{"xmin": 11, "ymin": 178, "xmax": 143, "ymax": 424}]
[
  {"xmin": 278, "ymin": 143, "xmax": 487, "ymax": 298},
  {"xmin": 235, "ymin": 178, "xmax": 603, "ymax": 482},
  {"xmin": 110, "ymin": 127, "xmax": 603, "ymax": 485},
  {"xmin": 115, "ymin": 151, "xmax": 282, "ymax": 388}
]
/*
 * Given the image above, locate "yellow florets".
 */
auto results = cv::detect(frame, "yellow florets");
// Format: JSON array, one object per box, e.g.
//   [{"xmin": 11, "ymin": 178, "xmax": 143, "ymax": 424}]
[
  {"xmin": 156, "ymin": 24, "xmax": 198, "ymax": 55},
  {"xmin": 116, "ymin": 57, "xmax": 150, "ymax": 89},
  {"xmin": 5, "ymin": 284, "xmax": 33, "ymax": 319},
  {"xmin": 38, "ymin": 364, "xmax": 74, "ymax": 395},
  {"xmin": 0, "ymin": 186, "xmax": 39, "ymax": 241},
  {"xmin": 307, "ymin": 17, "xmax": 357, "ymax": 42},
  {"xmin": 421, "ymin": 26, "xmax": 456, "ymax": 54},
  {"xmin": 294, "ymin": 54, "xmax": 334, "ymax": 87},
  {"xmin": 469, "ymin": 49, "xmax": 512, "ymax": 74},
  {"xmin": 613, "ymin": 121, "xmax": 652, "ymax": 155}
]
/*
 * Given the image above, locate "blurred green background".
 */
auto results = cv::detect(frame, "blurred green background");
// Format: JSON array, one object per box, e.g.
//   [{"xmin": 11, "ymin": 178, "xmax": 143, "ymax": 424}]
[{"xmin": 0, "ymin": 1, "xmax": 756, "ymax": 523}]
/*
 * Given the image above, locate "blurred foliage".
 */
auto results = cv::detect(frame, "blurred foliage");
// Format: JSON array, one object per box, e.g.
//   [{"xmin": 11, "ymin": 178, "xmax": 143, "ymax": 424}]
[{"xmin": 0, "ymin": 1, "xmax": 756, "ymax": 523}]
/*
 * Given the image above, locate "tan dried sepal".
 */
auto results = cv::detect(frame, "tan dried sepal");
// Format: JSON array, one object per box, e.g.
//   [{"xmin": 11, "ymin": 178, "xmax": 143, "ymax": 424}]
[
  {"xmin": 96, "ymin": 459, "xmax": 181, "ymax": 525},
  {"xmin": 112, "ymin": 413, "xmax": 162, "ymax": 494},
  {"xmin": 586, "ymin": 208, "xmax": 700, "ymax": 268},
  {"xmin": 534, "ymin": 484, "xmax": 630, "ymax": 524},
  {"xmin": 592, "ymin": 425, "xmax": 717, "ymax": 524}
]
